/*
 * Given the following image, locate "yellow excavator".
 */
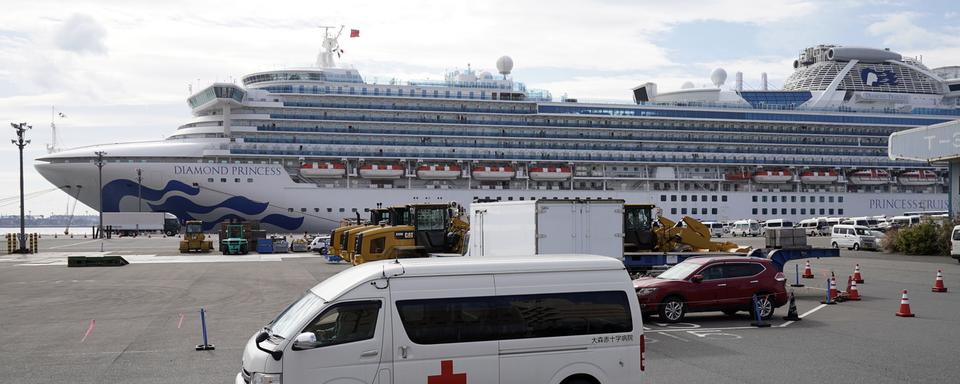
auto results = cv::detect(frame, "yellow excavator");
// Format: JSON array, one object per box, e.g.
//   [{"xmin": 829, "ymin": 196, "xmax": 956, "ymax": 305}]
[
  {"xmin": 623, "ymin": 204, "xmax": 750, "ymax": 254},
  {"xmin": 351, "ymin": 203, "xmax": 469, "ymax": 265}
]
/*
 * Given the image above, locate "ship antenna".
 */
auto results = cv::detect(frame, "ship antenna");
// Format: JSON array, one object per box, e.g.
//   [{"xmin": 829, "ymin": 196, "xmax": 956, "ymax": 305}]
[{"xmin": 316, "ymin": 24, "xmax": 345, "ymax": 68}]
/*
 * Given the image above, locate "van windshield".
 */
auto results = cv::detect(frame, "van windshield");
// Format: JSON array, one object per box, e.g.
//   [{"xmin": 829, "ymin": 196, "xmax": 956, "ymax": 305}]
[
  {"xmin": 855, "ymin": 228, "xmax": 871, "ymax": 236},
  {"xmin": 750, "ymin": 223, "xmax": 760, "ymax": 230},
  {"xmin": 269, "ymin": 292, "xmax": 324, "ymax": 339}
]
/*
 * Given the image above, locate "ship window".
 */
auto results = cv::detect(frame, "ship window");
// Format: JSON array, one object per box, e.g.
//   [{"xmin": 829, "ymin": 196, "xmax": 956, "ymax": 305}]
[
  {"xmin": 220, "ymin": 178, "xmax": 227, "ymax": 183},
  {"xmin": 660, "ymin": 195, "xmax": 667, "ymax": 202},
  {"xmin": 692, "ymin": 195, "xmax": 698, "ymax": 202},
  {"xmin": 288, "ymin": 208, "xmax": 294, "ymax": 213},
  {"xmin": 819, "ymin": 196, "xmax": 825, "ymax": 203},
  {"xmin": 671, "ymin": 208, "xmax": 677, "ymax": 215},
  {"xmin": 800, "ymin": 196, "xmax": 806, "ymax": 203},
  {"xmin": 752, "ymin": 208, "xmax": 758, "ymax": 215},
  {"xmin": 352, "ymin": 208, "xmax": 358, "ymax": 212},
  {"xmin": 671, "ymin": 195, "xmax": 677, "ymax": 202},
  {"xmin": 838, "ymin": 196, "xmax": 844, "ymax": 203},
  {"xmin": 327, "ymin": 208, "xmax": 332, "ymax": 213},
  {"xmin": 762, "ymin": 208, "xmax": 768, "ymax": 215},
  {"xmin": 234, "ymin": 178, "xmax": 241, "ymax": 183},
  {"xmin": 819, "ymin": 209, "xmax": 825, "ymax": 215},
  {"xmin": 208, "ymin": 178, "xmax": 214, "ymax": 183},
  {"xmin": 801, "ymin": 208, "xmax": 806, "ymax": 215},
  {"xmin": 829, "ymin": 209, "xmax": 835, "ymax": 215},
  {"xmin": 681, "ymin": 195, "xmax": 687, "ymax": 202},
  {"xmin": 247, "ymin": 178, "xmax": 254, "ymax": 183},
  {"xmin": 762, "ymin": 196, "xmax": 767, "ymax": 203},
  {"xmin": 772, "ymin": 208, "xmax": 778, "ymax": 215},
  {"xmin": 791, "ymin": 196, "xmax": 796, "ymax": 203},
  {"xmin": 301, "ymin": 208, "xmax": 307, "ymax": 212},
  {"xmin": 519, "ymin": 197, "xmax": 524, "ymax": 201},
  {"xmin": 752, "ymin": 196, "xmax": 758, "ymax": 203},
  {"xmin": 722, "ymin": 196, "xmax": 727, "ymax": 202},
  {"xmin": 712, "ymin": 195, "xmax": 717, "ymax": 202},
  {"xmin": 681, "ymin": 208, "xmax": 687, "ymax": 215},
  {"xmin": 702, "ymin": 195, "xmax": 707, "ymax": 202},
  {"xmin": 838, "ymin": 209, "xmax": 844, "ymax": 215},
  {"xmin": 712, "ymin": 208, "xmax": 718, "ymax": 215},
  {"xmin": 339, "ymin": 208, "xmax": 345, "ymax": 212},
  {"xmin": 314, "ymin": 208, "xmax": 320, "ymax": 213},
  {"xmin": 772, "ymin": 196, "xmax": 777, "ymax": 203},
  {"xmin": 508, "ymin": 197, "xmax": 513, "ymax": 201}
]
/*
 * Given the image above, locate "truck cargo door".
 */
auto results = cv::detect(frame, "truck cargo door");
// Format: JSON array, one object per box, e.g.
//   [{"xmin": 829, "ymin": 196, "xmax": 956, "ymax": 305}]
[{"xmin": 536, "ymin": 202, "xmax": 576, "ymax": 254}]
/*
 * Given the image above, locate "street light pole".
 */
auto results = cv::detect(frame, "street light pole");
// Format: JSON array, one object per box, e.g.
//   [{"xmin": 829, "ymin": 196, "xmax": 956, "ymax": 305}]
[
  {"xmin": 136, "ymin": 168, "xmax": 142, "ymax": 212},
  {"xmin": 10, "ymin": 122, "xmax": 31, "ymax": 253},
  {"xmin": 94, "ymin": 151, "xmax": 106, "ymax": 239}
]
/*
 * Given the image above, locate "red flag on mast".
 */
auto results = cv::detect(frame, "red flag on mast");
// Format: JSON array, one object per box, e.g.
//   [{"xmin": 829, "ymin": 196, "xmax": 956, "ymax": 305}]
[{"xmin": 350, "ymin": 29, "xmax": 360, "ymax": 38}]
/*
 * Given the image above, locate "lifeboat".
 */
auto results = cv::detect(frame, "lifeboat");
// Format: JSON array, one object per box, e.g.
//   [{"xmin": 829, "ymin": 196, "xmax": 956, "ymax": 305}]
[
  {"xmin": 472, "ymin": 165, "xmax": 515, "ymax": 180},
  {"xmin": 300, "ymin": 162, "xmax": 345, "ymax": 178},
  {"xmin": 725, "ymin": 171, "xmax": 752, "ymax": 181},
  {"xmin": 847, "ymin": 169, "xmax": 890, "ymax": 185},
  {"xmin": 529, "ymin": 166, "xmax": 572, "ymax": 181},
  {"xmin": 898, "ymin": 170, "xmax": 937, "ymax": 186},
  {"xmin": 417, "ymin": 164, "xmax": 461, "ymax": 180},
  {"xmin": 752, "ymin": 170, "xmax": 792, "ymax": 183},
  {"xmin": 800, "ymin": 170, "xmax": 838, "ymax": 184},
  {"xmin": 358, "ymin": 163, "xmax": 404, "ymax": 179}
]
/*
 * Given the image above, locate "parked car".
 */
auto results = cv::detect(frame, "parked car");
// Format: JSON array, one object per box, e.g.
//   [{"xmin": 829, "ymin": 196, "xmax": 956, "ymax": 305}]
[
  {"xmin": 632, "ymin": 256, "xmax": 787, "ymax": 323},
  {"xmin": 702, "ymin": 221, "xmax": 725, "ymax": 238},
  {"xmin": 762, "ymin": 219, "xmax": 794, "ymax": 231},
  {"xmin": 309, "ymin": 235, "xmax": 330, "ymax": 254},
  {"xmin": 831, "ymin": 224, "xmax": 877, "ymax": 251},
  {"xmin": 951, "ymin": 225, "xmax": 960, "ymax": 263}
]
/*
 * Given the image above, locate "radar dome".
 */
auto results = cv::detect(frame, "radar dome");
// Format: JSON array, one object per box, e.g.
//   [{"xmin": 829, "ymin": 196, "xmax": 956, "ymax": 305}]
[
  {"xmin": 681, "ymin": 81, "xmax": 695, "ymax": 89},
  {"xmin": 710, "ymin": 68, "xmax": 727, "ymax": 87},
  {"xmin": 496, "ymin": 56, "xmax": 514, "ymax": 76},
  {"xmin": 479, "ymin": 71, "xmax": 493, "ymax": 80}
]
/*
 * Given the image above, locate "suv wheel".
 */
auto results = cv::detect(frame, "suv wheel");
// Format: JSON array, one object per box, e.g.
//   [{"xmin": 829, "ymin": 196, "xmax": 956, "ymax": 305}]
[
  {"xmin": 853, "ymin": 243, "xmax": 860, "ymax": 251},
  {"xmin": 749, "ymin": 294, "xmax": 775, "ymax": 320},
  {"xmin": 659, "ymin": 296, "xmax": 686, "ymax": 323}
]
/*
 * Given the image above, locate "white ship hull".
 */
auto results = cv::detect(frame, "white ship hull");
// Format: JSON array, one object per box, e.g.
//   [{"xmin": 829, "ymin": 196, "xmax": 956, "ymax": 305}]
[{"xmin": 35, "ymin": 159, "xmax": 949, "ymax": 234}]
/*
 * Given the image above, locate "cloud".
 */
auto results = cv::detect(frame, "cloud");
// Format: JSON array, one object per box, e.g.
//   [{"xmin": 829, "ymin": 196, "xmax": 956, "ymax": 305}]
[
  {"xmin": 865, "ymin": 13, "xmax": 957, "ymax": 49},
  {"xmin": 54, "ymin": 14, "xmax": 107, "ymax": 55}
]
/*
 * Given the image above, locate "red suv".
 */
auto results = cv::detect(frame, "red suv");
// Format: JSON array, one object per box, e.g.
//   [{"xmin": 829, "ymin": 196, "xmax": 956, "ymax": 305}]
[{"xmin": 632, "ymin": 256, "xmax": 788, "ymax": 322}]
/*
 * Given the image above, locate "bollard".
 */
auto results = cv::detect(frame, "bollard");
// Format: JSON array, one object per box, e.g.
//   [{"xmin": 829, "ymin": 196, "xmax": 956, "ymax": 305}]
[
  {"xmin": 820, "ymin": 278, "xmax": 836, "ymax": 305},
  {"xmin": 790, "ymin": 263, "xmax": 804, "ymax": 287},
  {"xmin": 195, "ymin": 308, "xmax": 216, "ymax": 350},
  {"xmin": 750, "ymin": 294, "xmax": 771, "ymax": 328}
]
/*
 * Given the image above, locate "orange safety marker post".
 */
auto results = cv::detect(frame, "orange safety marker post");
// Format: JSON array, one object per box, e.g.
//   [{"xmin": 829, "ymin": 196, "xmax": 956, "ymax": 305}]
[
  {"xmin": 895, "ymin": 290, "xmax": 914, "ymax": 317},
  {"xmin": 802, "ymin": 260, "xmax": 815, "ymax": 279},
  {"xmin": 932, "ymin": 270, "xmax": 948, "ymax": 293}
]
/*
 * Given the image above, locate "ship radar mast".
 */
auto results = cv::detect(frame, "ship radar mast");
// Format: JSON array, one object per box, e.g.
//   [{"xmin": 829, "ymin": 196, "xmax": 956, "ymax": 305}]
[{"xmin": 316, "ymin": 25, "xmax": 345, "ymax": 68}]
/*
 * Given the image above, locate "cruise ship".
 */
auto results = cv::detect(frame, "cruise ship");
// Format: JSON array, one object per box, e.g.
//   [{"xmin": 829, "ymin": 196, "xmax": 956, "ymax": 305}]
[{"xmin": 35, "ymin": 30, "xmax": 959, "ymax": 233}]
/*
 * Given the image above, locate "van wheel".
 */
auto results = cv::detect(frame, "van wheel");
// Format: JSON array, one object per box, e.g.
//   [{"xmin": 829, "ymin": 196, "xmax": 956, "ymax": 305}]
[
  {"xmin": 749, "ymin": 294, "xmax": 775, "ymax": 320},
  {"xmin": 853, "ymin": 243, "xmax": 860, "ymax": 251},
  {"xmin": 659, "ymin": 296, "xmax": 686, "ymax": 323},
  {"xmin": 832, "ymin": 242, "xmax": 839, "ymax": 249}
]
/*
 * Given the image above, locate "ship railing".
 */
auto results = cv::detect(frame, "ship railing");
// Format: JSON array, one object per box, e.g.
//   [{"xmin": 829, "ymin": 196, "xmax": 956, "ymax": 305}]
[
  {"xmin": 281, "ymin": 100, "xmax": 537, "ymax": 115},
  {"xmin": 229, "ymin": 148, "xmax": 929, "ymax": 168},
  {"xmin": 263, "ymin": 113, "xmax": 896, "ymax": 138},
  {"xmin": 242, "ymin": 135, "xmax": 883, "ymax": 158},
  {"xmin": 629, "ymin": 100, "xmax": 960, "ymax": 118},
  {"xmin": 253, "ymin": 124, "xmax": 886, "ymax": 148}
]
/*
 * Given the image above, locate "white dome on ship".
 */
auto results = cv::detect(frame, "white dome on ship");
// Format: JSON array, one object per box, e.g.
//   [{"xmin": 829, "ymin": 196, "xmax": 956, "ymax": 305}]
[
  {"xmin": 710, "ymin": 68, "xmax": 727, "ymax": 87},
  {"xmin": 496, "ymin": 56, "xmax": 514, "ymax": 75},
  {"xmin": 479, "ymin": 71, "xmax": 493, "ymax": 80},
  {"xmin": 681, "ymin": 81, "xmax": 695, "ymax": 89}
]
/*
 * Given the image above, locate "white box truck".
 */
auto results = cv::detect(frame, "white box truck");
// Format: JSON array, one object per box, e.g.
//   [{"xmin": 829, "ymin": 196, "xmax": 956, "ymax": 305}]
[
  {"xmin": 468, "ymin": 199, "xmax": 624, "ymax": 260},
  {"xmin": 102, "ymin": 212, "xmax": 180, "ymax": 236}
]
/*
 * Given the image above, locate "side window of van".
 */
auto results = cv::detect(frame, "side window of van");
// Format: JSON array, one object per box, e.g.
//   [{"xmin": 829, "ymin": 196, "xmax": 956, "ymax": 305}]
[
  {"xmin": 953, "ymin": 230, "xmax": 960, "ymax": 241},
  {"xmin": 303, "ymin": 301, "xmax": 381, "ymax": 347},
  {"xmin": 396, "ymin": 291, "xmax": 631, "ymax": 344},
  {"xmin": 845, "ymin": 228, "xmax": 855, "ymax": 235}
]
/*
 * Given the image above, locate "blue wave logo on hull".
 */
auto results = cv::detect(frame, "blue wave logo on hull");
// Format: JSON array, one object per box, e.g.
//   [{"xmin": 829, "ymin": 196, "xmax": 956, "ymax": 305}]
[{"xmin": 101, "ymin": 178, "xmax": 304, "ymax": 231}]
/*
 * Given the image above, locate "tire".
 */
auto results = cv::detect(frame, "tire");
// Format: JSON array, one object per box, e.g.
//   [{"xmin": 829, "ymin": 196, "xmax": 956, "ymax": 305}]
[
  {"xmin": 832, "ymin": 242, "xmax": 839, "ymax": 249},
  {"xmin": 722, "ymin": 309, "xmax": 739, "ymax": 316},
  {"xmin": 853, "ymin": 243, "xmax": 860, "ymax": 251},
  {"xmin": 659, "ymin": 296, "xmax": 686, "ymax": 323},
  {"xmin": 749, "ymin": 294, "xmax": 775, "ymax": 320}
]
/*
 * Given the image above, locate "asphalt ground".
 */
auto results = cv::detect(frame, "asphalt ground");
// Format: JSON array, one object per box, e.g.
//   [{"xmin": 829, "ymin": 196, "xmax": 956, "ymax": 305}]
[{"xmin": 1, "ymin": 236, "xmax": 958, "ymax": 383}]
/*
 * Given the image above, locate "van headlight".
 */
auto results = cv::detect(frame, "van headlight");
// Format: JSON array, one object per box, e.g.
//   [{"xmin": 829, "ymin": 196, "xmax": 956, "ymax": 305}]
[
  {"xmin": 636, "ymin": 288, "xmax": 658, "ymax": 296},
  {"xmin": 251, "ymin": 372, "xmax": 282, "ymax": 384}
]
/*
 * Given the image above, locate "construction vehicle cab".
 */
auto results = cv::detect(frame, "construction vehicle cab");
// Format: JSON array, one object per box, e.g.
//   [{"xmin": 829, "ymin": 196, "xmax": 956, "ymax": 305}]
[
  {"xmin": 329, "ymin": 208, "xmax": 389, "ymax": 258},
  {"xmin": 353, "ymin": 203, "xmax": 468, "ymax": 264},
  {"xmin": 624, "ymin": 204, "xmax": 657, "ymax": 252},
  {"xmin": 179, "ymin": 220, "xmax": 212, "ymax": 253}
]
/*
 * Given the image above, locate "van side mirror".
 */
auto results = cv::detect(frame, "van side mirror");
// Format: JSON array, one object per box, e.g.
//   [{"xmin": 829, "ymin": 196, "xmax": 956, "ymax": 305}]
[
  {"xmin": 292, "ymin": 332, "xmax": 318, "ymax": 351},
  {"xmin": 691, "ymin": 275, "xmax": 704, "ymax": 283}
]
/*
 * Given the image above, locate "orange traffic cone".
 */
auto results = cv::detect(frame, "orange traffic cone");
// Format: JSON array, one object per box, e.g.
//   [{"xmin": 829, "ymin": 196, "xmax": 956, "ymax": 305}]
[
  {"xmin": 895, "ymin": 290, "xmax": 914, "ymax": 317},
  {"xmin": 853, "ymin": 264, "xmax": 864, "ymax": 284},
  {"xmin": 846, "ymin": 276, "xmax": 861, "ymax": 301},
  {"xmin": 802, "ymin": 260, "xmax": 815, "ymax": 279},
  {"xmin": 829, "ymin": 276, "xmax": 840, "ymax": 301},
  {"xmin": 932, "ymin": 270, "xmax": 948, "ymax": 293}
]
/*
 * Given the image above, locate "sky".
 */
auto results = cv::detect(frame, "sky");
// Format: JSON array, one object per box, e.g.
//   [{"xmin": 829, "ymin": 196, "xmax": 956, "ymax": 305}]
[{"xmin": 0, "ymin": 0, "xmax": 958, "ymax": 217}]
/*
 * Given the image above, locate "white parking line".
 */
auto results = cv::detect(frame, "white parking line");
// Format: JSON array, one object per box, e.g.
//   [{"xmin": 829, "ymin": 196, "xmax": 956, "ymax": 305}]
[
  {"xmin": 798, "ymin": 303, "xmax": 828, "ymax": 319},
  {"xmin": 657, "ymin": 332, "xmax": 689, "ymax": 342}
]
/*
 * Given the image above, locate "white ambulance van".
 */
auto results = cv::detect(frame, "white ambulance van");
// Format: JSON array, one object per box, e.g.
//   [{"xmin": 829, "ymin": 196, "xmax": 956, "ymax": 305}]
[{"xmin": 238, "ymin": 255, "xmax": 645, "ymax": 384}]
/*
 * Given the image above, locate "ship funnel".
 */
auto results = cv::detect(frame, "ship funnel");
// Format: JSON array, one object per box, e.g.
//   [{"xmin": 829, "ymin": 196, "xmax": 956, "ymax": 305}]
[
  {"xmin": 761, "ymin": 72, "xmax": 768, "ymax": 91},
  {"xmin": 735, "ymin": 72, "xmax": 743, "ymax": 92}
]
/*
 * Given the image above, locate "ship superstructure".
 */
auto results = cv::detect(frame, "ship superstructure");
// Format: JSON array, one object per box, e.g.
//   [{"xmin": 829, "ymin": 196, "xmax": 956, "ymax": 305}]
[{"xmin": 35, "ymin": 35, "xmax": 956, "ymax": 232}]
